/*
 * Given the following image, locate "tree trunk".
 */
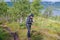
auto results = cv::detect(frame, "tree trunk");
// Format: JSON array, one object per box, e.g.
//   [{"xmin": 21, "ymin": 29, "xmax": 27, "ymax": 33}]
[{"xmin": 20, "ymin": 17, "xmax": 23, "ymax": 23}]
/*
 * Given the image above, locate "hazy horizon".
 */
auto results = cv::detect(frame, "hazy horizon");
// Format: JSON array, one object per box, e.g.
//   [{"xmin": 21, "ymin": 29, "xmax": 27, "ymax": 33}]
[{"xmin": 4, "ymin": 0, "xmax": 60, "ymax": 2}]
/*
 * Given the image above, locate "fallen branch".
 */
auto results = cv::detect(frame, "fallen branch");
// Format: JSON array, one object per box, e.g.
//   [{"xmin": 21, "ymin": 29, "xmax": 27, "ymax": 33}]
[{"xmin": 0, "ymin": 25, "xmax": 19, "ymax": 40}]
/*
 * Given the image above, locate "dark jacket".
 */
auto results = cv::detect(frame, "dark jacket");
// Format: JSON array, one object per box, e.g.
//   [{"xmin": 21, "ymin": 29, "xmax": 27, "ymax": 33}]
[{"xmin": 26, "ymin": 16, "xmax": 33, "ymax": 24}]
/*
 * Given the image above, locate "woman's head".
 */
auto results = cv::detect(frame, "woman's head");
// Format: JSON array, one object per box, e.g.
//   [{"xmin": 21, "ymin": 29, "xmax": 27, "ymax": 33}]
[
  {"xmin": 29, "ymin": 14, "xmax": 34, "ymax": 18},
  {"xmin": 29, "ymin": 14, "xmax": 34, "ymax": 17}
]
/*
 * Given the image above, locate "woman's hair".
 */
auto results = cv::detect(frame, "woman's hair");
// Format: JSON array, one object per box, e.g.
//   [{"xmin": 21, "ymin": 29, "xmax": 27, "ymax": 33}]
[{"xmin": 29, "ymin": 14, "xmax": 34, "ymax": 17}]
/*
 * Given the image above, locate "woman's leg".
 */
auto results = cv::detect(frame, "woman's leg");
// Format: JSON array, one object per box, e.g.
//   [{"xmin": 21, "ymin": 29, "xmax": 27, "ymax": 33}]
[{"xmin": 26, "ymin": 24, "xmax": 31, "ymax": 40}]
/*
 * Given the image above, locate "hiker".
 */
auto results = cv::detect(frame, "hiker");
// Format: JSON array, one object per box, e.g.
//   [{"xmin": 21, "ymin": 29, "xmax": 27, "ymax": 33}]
[{"xmin": 26, "ymin": 14, "xmax": 34, "ymax": 40}]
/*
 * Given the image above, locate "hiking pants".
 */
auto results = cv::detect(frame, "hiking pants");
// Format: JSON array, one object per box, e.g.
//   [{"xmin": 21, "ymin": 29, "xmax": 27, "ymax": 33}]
[{"xmin": 26, "ymin": 24, "xmax": 31, "ymax": 38}]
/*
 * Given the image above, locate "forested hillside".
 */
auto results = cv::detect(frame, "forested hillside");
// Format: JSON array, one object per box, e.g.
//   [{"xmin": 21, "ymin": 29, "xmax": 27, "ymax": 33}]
[{"xmin": 0, "ymin": 0, "xmax": 60, "ymax": 40}]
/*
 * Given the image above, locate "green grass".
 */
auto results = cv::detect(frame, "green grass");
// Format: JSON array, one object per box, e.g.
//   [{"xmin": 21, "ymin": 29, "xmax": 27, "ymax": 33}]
[{"xmin": 0, "ymin": 17, "xmax": 60, "ymax": 40}]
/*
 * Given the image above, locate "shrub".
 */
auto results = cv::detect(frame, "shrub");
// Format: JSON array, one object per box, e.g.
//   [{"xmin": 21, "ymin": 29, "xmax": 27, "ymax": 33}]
[
  {"xmin": 31, "ymin": 30, "xmax": 43, "ymax": 40},
  {"xmin": 20, "ymin": 22, "xmax": 26, "ymax": 29},
  {"xmin": 0, "ymin": 27, "xmax": 13, "ymax": 40}
]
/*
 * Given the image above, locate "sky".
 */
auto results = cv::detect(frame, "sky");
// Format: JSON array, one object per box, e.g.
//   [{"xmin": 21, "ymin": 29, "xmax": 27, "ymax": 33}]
[
  {"xmin": 4, "ymin": 0, "xmax": 11, "ymax": 2},
  {"xmin": 4, "ymin": 0, "xmax": 60, "ymax": 2},
  {"xmin": 42, "ymin": 0, "xmax": 60, "ymax": 2}
]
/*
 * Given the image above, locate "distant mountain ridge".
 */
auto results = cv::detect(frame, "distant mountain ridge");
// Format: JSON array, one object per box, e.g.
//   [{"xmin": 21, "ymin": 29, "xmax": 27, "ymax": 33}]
[
  {"xmin": 7, "ymin": 2, "xmax": 60, "ymax": 8},
  {"xmin": 7, "ymin": 2, "xmax": 13, "ymax": 7},
  {"xmin": 41, "ymin": 2, "xmax": 60, "ymax": 8}
]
